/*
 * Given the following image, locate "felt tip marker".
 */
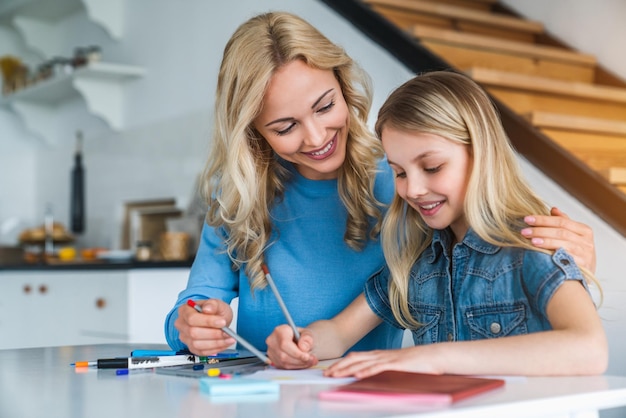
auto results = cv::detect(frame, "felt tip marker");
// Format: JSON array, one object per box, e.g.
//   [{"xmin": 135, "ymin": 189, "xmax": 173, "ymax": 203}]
[
  {"xmin": 116, "ymin": 368, "xmax": 154, "ymax": 376},
  {"xmin": 74, "ymin": 354, "xmax": 199, "ymax": 369},
  {"xmin": 261, "ymin": 264, "xmax": 300, "ymax": 342},
  {"xmin": 186, "ymin": 299, "xmax": 272, "ymax": 365}
]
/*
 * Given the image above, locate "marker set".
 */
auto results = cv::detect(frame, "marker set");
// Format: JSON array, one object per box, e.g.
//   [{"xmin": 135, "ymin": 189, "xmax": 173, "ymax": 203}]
[{"xmin": 155, "ymin": 357, "xmax": 267, "ymax": 379}]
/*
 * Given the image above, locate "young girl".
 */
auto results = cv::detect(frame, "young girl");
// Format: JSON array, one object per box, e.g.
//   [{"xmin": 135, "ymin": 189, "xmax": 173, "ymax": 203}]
[{"xmin": 266, "ymin": 71, "xmax": 608, "ymax": 377}]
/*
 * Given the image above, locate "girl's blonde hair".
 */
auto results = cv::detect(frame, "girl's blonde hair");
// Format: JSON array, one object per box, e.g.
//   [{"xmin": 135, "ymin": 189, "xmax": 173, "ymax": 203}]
[
  {"xmin": 374, "ymin": 71, "xmax": 599, "ymax": 328},
  {"xmin": 203, "ymin": 12, "xmax": 384, "ymax": 290}
]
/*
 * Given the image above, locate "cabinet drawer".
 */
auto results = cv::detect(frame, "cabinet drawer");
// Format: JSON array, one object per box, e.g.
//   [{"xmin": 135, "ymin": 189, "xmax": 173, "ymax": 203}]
[{"xmin": 0, "ymin": 271, "xmax": 128, "ymax": 348}]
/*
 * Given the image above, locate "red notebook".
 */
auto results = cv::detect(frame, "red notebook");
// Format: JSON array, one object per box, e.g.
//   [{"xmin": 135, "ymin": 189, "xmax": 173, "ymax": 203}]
[{"xmin": 319, "ymin": 371, "xmax": 505, "ymax": 406}]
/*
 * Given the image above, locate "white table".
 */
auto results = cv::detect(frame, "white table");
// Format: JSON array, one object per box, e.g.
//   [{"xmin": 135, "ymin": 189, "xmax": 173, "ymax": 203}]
[{"xmin": 1, "ymin": 344, "xmax": 625, "ymax": 418}]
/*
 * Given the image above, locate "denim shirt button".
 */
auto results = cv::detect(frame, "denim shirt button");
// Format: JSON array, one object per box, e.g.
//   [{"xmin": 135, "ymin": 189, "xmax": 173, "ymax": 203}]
[
  {"xmin": 447, "ymin": 333, "xmax": 454, "ymax": 342},
  {"xmin": 490, "ymin": 322, "xmax": 502, "ymax": 334}
]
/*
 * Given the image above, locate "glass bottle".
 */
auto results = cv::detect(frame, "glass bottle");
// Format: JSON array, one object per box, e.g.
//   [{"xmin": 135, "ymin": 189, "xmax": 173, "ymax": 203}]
[{"xmin": 70, "ymin": 131, "xmax": 85, "ymax": 234}]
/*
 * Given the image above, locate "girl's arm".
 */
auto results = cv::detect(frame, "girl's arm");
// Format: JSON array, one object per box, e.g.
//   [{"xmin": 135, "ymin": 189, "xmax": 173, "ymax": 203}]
[
  {"xmin": 266, "ymin": 293, "xmax": 382, "ymax": 369},
  {"xmin": 325, "ymin": 281, "xmax": 607, "ymax": 378}
]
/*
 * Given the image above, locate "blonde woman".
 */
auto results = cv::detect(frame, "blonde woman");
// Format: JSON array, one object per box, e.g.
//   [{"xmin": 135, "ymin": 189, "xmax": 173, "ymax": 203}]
[
  {"xmin": 166, "ymin": 13, "xmax": 598, "ymax": 357},
  {"xmin": 266, "ymin": 71, "xmax": 607, "ymax": 377}
]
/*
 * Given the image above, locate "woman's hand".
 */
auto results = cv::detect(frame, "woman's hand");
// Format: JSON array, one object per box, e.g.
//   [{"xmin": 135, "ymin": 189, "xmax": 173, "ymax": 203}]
[
  {"xmin": 266, "ymin": 325, "xmax": 318, "ymax": 369},
  {"xmin": 521, "ymin": 207, "xmax": 596, "ymax": 273},
  {"xmin": 174, "ymin": 299, "xmax": 236, "ymax": 356}
]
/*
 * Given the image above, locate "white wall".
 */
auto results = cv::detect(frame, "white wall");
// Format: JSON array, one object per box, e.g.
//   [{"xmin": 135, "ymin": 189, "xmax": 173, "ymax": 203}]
[{"xmin": 1, "ymin": 0, "xmax": 625, "ymax": 381}]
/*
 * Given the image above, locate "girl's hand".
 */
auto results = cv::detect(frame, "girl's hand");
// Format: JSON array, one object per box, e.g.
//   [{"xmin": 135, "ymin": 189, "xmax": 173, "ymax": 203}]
[
  {"xmin": 266, "ymin": 325, "xmax": 318, "ymax": 369},
  {"xmin": 174, "ymin": 299, "xmax": 236, "ymax": 356},
  {"xmin": 324, "ymin": 348, "xmax": 440, "ymax": 379},
  {"xmin": 521, "ymin": 207, "xmax": 596, "ymax": 273}
]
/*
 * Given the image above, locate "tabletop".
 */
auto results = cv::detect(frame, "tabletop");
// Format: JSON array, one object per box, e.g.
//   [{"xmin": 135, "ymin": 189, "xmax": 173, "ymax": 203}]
[{"xmin": 1, "ymin": 344, "xmax": 626, "ymax": 418}]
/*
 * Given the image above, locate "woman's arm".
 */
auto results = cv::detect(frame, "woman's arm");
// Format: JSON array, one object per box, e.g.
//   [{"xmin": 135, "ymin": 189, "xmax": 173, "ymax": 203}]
[
  {"xmin": 165, "ymin": 223, "xmax": 239, "ymax": 353},
  {"xmin": 522, "ymin": 207, "xmax": 596, "ymax": 273},
  {"xmin": 325, "ymin": 281, "xmax": 607, "ymax": 378},
  {"xmin": 266, "ymin": 293, "xmax": 382, "ymax": 369}
]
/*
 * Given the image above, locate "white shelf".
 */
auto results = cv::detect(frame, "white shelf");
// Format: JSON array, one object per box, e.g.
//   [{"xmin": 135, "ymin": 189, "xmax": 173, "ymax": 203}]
[
  {"xmin": 1, "ymin": 62, "xmax": 145, "ymax": 143},
  {"xmin": 0, "ymin": 0, "xmax": 124, "ymax": 55},
  {"xmin": 0, "ymin": 0, "xmax": 138, "ymax": 144}
]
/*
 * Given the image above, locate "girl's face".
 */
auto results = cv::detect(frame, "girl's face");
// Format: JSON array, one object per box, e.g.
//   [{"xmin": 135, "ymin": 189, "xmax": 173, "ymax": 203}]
[
  {"xmin": 382, "ymin": 127, "xmax": 473, "ymax": 242},
  {"xmin": 254, "ymin": 60, "xmax": 349, "ymax": 180}
]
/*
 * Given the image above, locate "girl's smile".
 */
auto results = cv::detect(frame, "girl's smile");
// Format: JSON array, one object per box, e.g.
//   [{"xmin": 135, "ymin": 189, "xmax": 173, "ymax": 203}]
[
  {"xmin": 382, "ymin": 127, "xmax": 473, "ymax": 241},
  {"xmin": 416, "ymin": 200, "xmax": 445, "ymax": 217}
]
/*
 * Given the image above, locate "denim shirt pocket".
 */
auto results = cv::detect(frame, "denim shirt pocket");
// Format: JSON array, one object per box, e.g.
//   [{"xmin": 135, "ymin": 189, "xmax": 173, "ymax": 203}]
[
  {"xmin": 465, "ymin": 302, "xmax": 528, "ymax": 340},
  {"xmin": 409, "ymin": 304, "xmax": 443, "ymax": 345}
]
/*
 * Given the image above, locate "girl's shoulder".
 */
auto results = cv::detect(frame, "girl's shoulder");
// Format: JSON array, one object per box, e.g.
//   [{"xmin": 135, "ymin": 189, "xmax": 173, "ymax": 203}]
[
  {"xmin": 521, "ymin": 247, "xmax": 582, "ymax": 280},
  {"xmin": 518, "ymin": 247, "xmax": 587, "ymax": 314},
  {"xmin": 486, "ymin": 244, "xmax": 581, "ymax": 280}
]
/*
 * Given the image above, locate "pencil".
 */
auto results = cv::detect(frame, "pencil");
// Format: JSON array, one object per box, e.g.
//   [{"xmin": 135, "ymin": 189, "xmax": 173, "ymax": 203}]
[
  {"xmin": 261, "ymin": 264, "xmax": 301, "ymax": 342},
  {"xmin": 186, "ymin": 299, "xmax": 271, "ymax": 365}
]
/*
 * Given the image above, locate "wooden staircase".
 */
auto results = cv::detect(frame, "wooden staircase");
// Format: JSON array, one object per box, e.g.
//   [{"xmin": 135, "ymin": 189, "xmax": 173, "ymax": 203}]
[{"xmin": 324, "ymin": 0, "xmax": 626, "ymax": 235}]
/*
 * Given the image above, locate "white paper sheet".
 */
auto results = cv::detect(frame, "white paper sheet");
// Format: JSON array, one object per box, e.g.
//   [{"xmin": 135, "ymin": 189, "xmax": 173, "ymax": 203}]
[{"xmin": 245, "ymin": 365, "xmax": 357, "ymax": 385}]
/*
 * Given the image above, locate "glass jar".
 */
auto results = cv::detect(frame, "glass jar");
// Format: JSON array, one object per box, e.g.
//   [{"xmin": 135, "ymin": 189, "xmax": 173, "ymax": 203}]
[{"xmin": 135, "ymin": 241, "xmax": 152, "ymax": 261}]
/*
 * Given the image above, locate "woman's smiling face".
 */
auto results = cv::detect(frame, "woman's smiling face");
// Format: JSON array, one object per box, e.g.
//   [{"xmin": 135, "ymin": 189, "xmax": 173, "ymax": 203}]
[{"xmin": 253, "ymin": 60, "xmax": 350, "ymax": 180}]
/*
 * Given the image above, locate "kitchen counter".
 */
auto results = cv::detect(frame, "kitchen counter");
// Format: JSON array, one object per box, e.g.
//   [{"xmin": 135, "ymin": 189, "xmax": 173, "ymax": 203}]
[{"xmin": 0, "ymin": 257, "xmax": 194, "ymax": 271}]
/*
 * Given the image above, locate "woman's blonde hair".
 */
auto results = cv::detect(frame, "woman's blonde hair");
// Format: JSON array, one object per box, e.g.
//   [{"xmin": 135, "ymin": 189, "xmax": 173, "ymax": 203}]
[
  {"xmin": 203, "ymin": 12, "xmax": 384, "ymax": 290},
  {"xmin": 374, "ymin": 71, "xmax": 599, "ymax": 328}
]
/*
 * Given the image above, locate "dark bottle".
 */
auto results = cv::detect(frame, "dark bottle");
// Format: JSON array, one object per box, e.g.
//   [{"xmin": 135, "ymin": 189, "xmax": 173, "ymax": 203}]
[{"xmin": 70, "ymin": 131, "xmax": 85, "ymax": 234}]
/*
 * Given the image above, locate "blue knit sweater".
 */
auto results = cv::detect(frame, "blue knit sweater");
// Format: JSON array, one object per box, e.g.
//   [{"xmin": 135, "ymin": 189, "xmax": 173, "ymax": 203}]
[{"xmin": 164, "ymin": 160, "xmax": 402, "ymax": 352}]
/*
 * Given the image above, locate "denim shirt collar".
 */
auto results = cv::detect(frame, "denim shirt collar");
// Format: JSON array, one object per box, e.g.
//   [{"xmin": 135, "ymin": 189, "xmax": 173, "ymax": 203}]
[{"xmin": 426, "ymin": 227, "xmax": 501, "ymax": 263}]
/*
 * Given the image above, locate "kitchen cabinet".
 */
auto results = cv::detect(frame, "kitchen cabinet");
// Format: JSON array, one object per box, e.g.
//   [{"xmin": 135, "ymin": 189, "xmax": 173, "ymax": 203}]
[
  {"xmin": 0, "ymin": 270, "xmax": 128, "ymax": 349},
  {"xmin": 125, "ymin": 268, "xmax": 189, "ymax": 344},
  {"xmin": 0, "ymin": 267, "xmax": 189, "ymax": 349}
]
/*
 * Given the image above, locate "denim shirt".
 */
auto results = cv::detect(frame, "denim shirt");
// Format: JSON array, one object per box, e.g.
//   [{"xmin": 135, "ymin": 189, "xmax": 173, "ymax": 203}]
[{"xmin": 365, "ymin": 227, "xmax": 587, "ymax": 345}]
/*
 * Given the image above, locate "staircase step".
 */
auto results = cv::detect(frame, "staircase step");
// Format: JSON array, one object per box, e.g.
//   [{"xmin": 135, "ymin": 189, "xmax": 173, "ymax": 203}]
[
  {"xmin": 468, "ymin": 67, "xmax": 626, "ymax": 103},
  {"xmin": 412, "ymin": 26, "xmax": 595, "ymax": 66},
  {"xmin": 413, "ymin": 26, "xmax": 596, "ymax": 82},
  {"xmin": 430, "ymin": 0, "xmax": 496, "ymax": 12},
  {"xmin": 467, "ymin": 67, "xmax": 626, "ymax": 119},
  {"xmin": 526, "ymin": 112, "xmax": 626, "ymax": 137},
  {"xmin": 540, "ymin": 129, "xmax": 626, "ymax": 171},
  {"xmin": 602, "ymin": 167, "xmax": 626, "ymax": 185},
  {"xmin": 364, "ymin": 0, "xmax": 543, "ymax": 41}
]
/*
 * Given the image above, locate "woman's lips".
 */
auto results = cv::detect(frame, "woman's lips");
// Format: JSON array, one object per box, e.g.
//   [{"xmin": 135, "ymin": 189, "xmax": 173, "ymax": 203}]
[{"xmin": 304, "ymin": 136, "xmax": 337, "ymax": 161}]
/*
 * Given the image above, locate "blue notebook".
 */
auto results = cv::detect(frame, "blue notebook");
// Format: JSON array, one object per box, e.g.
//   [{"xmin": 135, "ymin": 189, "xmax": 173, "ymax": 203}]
[{"xmin": 199, "ymin": 378, "xmax": 280, "ymax": 396}]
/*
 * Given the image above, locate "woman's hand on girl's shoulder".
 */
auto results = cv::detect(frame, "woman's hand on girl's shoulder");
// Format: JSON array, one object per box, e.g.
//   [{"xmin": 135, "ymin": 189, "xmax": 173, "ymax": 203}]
[{"xmin": 521, "ymin": 206, "xmax": 596, "ymax": 273}]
